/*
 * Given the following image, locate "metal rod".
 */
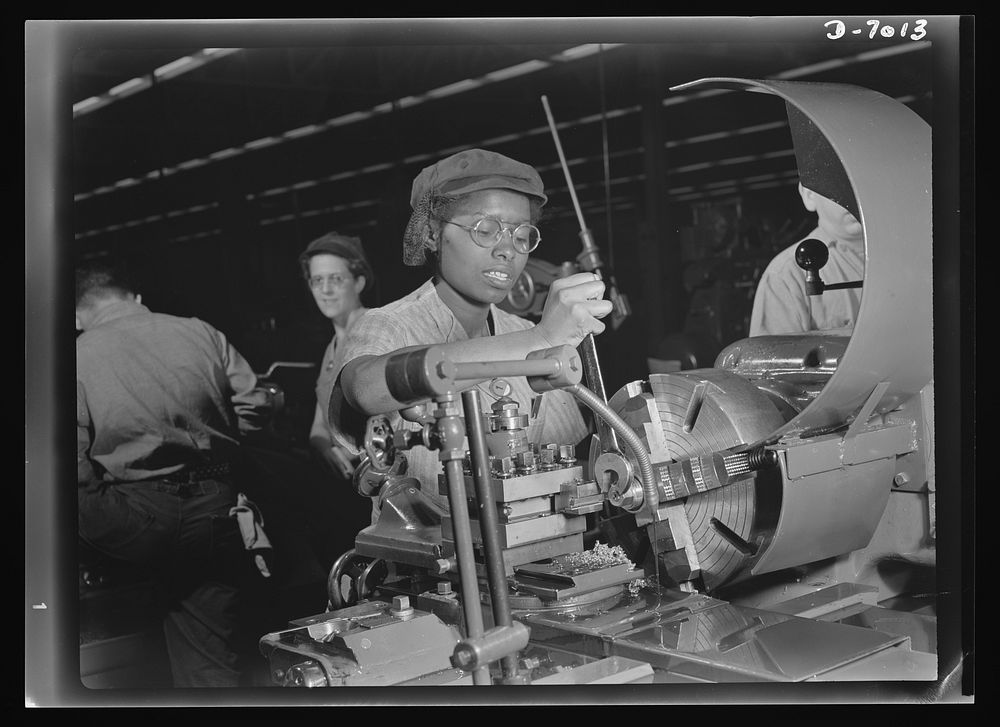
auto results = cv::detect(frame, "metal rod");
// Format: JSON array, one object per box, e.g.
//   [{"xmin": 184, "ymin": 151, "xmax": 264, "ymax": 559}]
[
  {"xmin": 435, "ymin": 396, "xmax": 490, "ymax": 685},
  {"xmin": 597, "ymin": 44, "xmax": 616, "ymax": 272},
  {"xmin": 258, "ymin": 360, "xmax": 316, "ymax": 378},
  {"xmin": 443, "ymin": 456, "xmax": 491, "ymax": 685},
  {"xmin": 541, "ymin": 94, "xmax": 625, "ymax": 453},
  {"xmin": 822, "ymin": 280, "xmax": 864, "ymax": 291},
  {"xmin": 452, "ymin": 358, "xmax": 560, "ymax": 382},
  {"xmin": 461, "ymin": 390, "xmax": 518, "ymax": 680},
  {"xmin": 541, "ymin": 95, "xmax": 588, "ymax": 233},
  {"xmin": 452, "ymin": 623, "xmax": 530, "ymax": 673}
]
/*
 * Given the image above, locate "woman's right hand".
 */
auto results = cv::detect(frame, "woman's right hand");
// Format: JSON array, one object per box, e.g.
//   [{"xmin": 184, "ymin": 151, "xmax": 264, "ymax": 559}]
[{"xmin": 534, "ymin": 272, "xmax": 614, "ymax": 348}]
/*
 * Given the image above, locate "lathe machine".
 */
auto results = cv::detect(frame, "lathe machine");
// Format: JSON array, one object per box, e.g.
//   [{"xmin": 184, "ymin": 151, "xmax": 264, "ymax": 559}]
[{"xmin": 258, "ymin": 78, "xmax": 939, "ymax": 687}]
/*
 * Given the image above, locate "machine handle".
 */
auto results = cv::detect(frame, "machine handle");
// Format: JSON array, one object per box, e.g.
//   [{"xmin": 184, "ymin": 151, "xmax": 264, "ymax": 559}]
[
  {"xmin": 795, "ymin": 238, "xmax": 863, "ymax": 296},
  {"xmin": 540, "ymin": 94, "xmax": 629, "ymax": 456},
  {"xmin": 383, "ymin": 345, "xmax": 582, "ymax": 403}
]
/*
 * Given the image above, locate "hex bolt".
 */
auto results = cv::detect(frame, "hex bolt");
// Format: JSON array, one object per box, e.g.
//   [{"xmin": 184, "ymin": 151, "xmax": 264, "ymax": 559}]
[
  {"xmin": 515, "ymin": 451, "xmax": 537, "ymax": 472},
  {"xmin": 492, "ymin": 398, "xmax": 519, "ymax": 414},
  {"xmin": 893, "ymin": 472, "xmax": 911, "ymax": 487},
  {"xmin": 539, "ymin": 444, "xmax": 557, "ymax": 469},
  {"xmin": 390, "ymin": 595, "xmax": 415, "ymax": 618},
  {"xmin": 558, "ymin": 444, "xmax": 577, "ymax": 465},
  {"xmin": 492, "ymin": 456, "xmax": 515, "ymax": 478}
]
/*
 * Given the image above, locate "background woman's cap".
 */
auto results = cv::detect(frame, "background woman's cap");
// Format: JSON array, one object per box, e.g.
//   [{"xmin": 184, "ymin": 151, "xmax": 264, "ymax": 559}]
[
  {"xmin": 299, "ymin": 232, "xmax": 374, "ymax": 290},
  {"xmin": 786, "ymin": 103, "xmax": 859, "ymax": 220},
  {"xmin": 409, "ymin": 148, "xmax": 548, "ymax": 208}
]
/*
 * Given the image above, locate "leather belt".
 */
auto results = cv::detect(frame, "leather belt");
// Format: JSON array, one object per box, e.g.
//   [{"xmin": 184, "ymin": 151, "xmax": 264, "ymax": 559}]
[
  {"xmin": 163, "ymin": 461, "xmax": 231, "ymax": 484},
  {"xmin": 150, "ymin": 480, "xmax": 221, "ymax": 498}
]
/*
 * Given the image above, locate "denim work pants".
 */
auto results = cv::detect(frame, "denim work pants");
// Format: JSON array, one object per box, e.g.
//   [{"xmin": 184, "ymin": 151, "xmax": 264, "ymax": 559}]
[{"xmin": 79, "ymin": 478, "xmax": 253, "ymax": 688}]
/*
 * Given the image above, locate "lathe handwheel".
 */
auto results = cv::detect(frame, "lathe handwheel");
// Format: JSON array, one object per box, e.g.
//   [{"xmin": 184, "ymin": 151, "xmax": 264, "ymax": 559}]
[{"xmin": 326, "ymin": 549, "xmax": 387, "ymax": 609}]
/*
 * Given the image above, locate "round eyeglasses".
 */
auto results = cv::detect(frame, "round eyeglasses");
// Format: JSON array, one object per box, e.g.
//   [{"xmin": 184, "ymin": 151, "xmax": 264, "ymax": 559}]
[
  {"xmin": 308, "ymin": 273, "xmax": 354, "ymax": 290},
  {"xmin": 440, "ymin": 216, "xmax": 541, "ymax": 254}
]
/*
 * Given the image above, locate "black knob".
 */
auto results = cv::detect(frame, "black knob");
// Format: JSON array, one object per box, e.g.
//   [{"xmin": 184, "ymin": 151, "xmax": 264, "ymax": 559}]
[
  {"xmin": 794, "ymin": 238, "xmax": 829, "ymax": 271},
  {"xmin": 794, "ymin": 238, "xmax": 829, "ymax": 296}
]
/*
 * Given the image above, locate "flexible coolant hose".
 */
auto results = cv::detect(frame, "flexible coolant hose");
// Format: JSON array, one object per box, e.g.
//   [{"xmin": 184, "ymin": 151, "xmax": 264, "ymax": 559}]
[{"xmin": 566, "ymin": 383, "xmax": 659, "ymax": 513}]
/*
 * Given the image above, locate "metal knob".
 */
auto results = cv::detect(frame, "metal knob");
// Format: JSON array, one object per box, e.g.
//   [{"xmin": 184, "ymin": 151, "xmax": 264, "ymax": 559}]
[{"xmin": 794, "ymin": 238, "xmax": 830, "ymax": 295}]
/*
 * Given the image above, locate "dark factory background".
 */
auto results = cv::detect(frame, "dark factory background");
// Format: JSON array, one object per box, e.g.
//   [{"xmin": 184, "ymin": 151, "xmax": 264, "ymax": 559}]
[{"xmin": 68, "ymin": 20, "xmax": 936, "ymax": 454}]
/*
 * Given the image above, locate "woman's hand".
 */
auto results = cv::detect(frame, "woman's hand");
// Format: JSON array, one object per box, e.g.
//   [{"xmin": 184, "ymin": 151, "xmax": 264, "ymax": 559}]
[{"xmin": 534, "ymin": 272, "xmax": 614, "ymax": 348}]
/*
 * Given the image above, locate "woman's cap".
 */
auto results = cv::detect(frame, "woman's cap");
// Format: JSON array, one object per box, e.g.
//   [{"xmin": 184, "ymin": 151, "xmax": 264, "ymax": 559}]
[
  {"xmin": 299, "ymin": 232, "xmax": 373, "ymax": 290},
  {"xmin": 409, "ymin": 148, "xmax": 548, "ymax": 209}
]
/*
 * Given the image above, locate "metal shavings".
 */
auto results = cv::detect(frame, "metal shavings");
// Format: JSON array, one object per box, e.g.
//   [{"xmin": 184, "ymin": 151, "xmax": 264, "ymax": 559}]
[
  {"xmin": 627, "ymin": 578, "xmax": 647, "ymax": 597},
  {"xmin": 560, "ymin": 542, "xmax": 635, "ymax": 571}
]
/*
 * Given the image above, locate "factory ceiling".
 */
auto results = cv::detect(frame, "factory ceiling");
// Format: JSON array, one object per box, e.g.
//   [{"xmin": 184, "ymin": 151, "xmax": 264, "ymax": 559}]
[{"xmin": 62, "ymin": 19, "xmax": 939, "ymax": 258}]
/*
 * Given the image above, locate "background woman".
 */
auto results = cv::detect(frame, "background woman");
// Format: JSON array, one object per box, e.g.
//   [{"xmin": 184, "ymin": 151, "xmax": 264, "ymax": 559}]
[{"xmin": 299, "ymin": 233, "xmax": 374, "ymax": 479}]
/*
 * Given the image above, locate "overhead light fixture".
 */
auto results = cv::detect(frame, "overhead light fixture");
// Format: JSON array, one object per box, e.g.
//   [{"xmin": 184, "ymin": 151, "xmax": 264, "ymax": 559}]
[
  {"xmin": 73, "ymin": 48, "xmax": 241, "ymax": 118},
  {"xmin": 72, "ymin": 97, "xmax": 103, "ymax": 114},
  {"xmin": 482, "ymin": 60, "xmax": 550, "ymax": 82},
  {"xmin": 669, "ymin": 170, "xmax": 800, "ymax": 202},
  {"xmin": 75, "ymin": 41, "xmax": 929, "ymax": 242},
  {"xmin": 75, "ymin": 44, "xmax": 622, "ymax": 199},
  {"xmin": 75, "ymin": 201, "xmax": 219, "ymax": 240},
  {"xmin": 176, "ymin": 158, "xmax": 209, "ymax": 171},
  {"xmin": 774, "ymin": 40, "xmax": 929, "ymax": 80},
  {"xmin": 669, "ymin": 121, "xmax": 788, "ymax": 148},
  {"xmin": 154, "ymin": 48, "xmax": 239, "ymax": 82},
  {"xmin": 554, "ymin": 44, "xmax": 623, "ymax": 61},
  {"xmin": 258, "ymin": 198, "xmax": 379, "ymax": 227},
  {"xmin": 107, "ymin": 76, "xmax": 151, "ymax": 97},
  {"xmin": 244, "ymin": 136, "xmax": 281, "ymax": 151},
  {"xmin": 283, "ymin": 124, "xmax": 323, "ymax": 140},
  {"xmin": 208, "ymin": 148, "xmax": 241, "ymax": 161},
  {"xmin": 424, "ymin": 78, "xmax": 483, "ymax": 99},
  {"xmin": 170, "ymin": 228, "xmax": 222, "ymax": 244}
]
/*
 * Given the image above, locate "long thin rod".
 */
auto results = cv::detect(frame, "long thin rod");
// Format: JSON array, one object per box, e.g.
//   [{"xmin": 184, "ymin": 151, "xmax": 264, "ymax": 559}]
[
  {"xmin": 597, "ymin": 44, "xmax": 615, "ymax": 271},
  {"xmin": 541, "ymin": 95, "xmax": 587, "ymax": 232},
  {"xmin": 462, "ymin": 390, "xmax": 518, "ymax": 680},
  {"xmin": 453, "ymin": 358, "xmax": 559, "ymax": 382},
  {"xmin": 443, "ymin": 457, "xmax": 490, "ymax": 685},
  {"xmin": 540, "ymin": 94, "xmax": 618, "ymax": 452}
]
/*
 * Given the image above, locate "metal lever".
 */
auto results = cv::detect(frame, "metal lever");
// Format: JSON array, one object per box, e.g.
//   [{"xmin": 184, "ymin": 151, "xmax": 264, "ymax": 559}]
[
  {"xmin": 451, "ymin": 622, "xmax": 531, "ymax": 676},
  {"xmin": 540, "ymin": 95, "xmax": 631, "ymax": 330},
  {"xmin": 539, "ymin": 94, "xmax": 629, "ymax": 472},
  {"xmin": 795, "ymin": 238, "xmax": 863, "ymax": 295}
]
